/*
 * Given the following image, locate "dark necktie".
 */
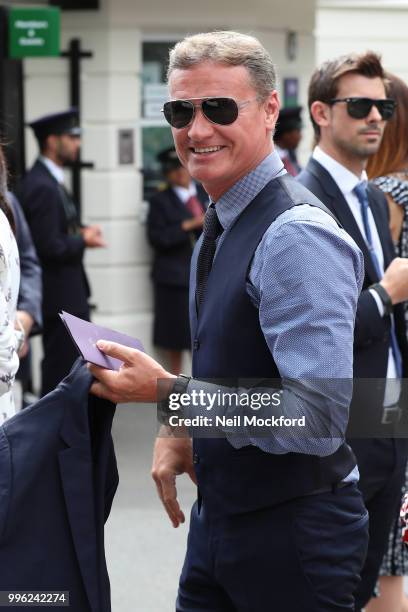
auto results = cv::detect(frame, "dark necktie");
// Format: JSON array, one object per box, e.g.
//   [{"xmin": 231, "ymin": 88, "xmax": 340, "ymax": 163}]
[
  {"xmin": 354, "ymin": 181, "xmax": 402, "ymax": 377},
  {"xmin": 185, "ymin": 195, "xmax": 204, "ymax": 219},
  {"xmin": 196, "ymin": 203, "xmax": 223, "ymax": 311},
  {"xmin": 57, "ymin": 183, "xmax": 81, "ymax": 235}
]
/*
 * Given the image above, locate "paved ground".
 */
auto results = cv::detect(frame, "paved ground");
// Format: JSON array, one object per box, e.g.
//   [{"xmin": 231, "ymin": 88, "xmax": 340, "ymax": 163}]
[{"xmin": 105, "ymin": 403, "xmax": 196, "ymax": 612}]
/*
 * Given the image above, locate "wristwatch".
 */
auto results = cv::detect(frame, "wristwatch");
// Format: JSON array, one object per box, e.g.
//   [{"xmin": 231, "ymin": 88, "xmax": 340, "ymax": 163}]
[
  {"xmin": 370, "ymin": 282, "xmax": 393, "ymax": 316},
  {"xmin": 171, "ymin": 374, "xmax": 191, "ymax": 396},
  {"xmin": 158, "ymin": 374, "xmax": 191, "ymax": 424}
]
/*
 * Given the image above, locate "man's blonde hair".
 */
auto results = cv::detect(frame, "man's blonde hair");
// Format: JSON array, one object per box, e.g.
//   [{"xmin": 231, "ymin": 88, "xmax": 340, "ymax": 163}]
[{"xmin": 167, "ymin": 31, "xmax": 276, "ymax": 101}]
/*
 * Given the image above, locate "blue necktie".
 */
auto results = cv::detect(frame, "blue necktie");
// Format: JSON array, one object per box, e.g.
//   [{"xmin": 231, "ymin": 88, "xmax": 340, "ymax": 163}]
[{"xmin": 354, "ymin": 181, "xmax": 402, "ymax": 378}]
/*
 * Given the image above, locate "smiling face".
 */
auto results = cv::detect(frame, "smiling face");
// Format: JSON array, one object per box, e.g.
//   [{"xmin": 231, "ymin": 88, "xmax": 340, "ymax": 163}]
[
  {"xmin": 168, "ymin": 62, "xmax": 279, "ymax": 201},
  {"xmin": 311, "ymin": 72, "xmax": 387, "ymax": 174}
]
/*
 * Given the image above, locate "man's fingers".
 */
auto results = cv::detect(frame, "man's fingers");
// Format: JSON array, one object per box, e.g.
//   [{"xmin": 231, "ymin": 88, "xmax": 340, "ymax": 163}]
[
  {"xmin": 89, "ymin": 381, "xmax": 120, "ymax": 404},
  {"xmin": 164, "ymin": 498, "xmax": 185, "ymax": 528},
  {"xmin": 96, "ymin": 340, "xmax": 141, "ymax": 365},
  {"xmin": 162, "ymin": 477, "xmax": 185, "ymax": 528},
  {"xmin": 88, "ymin": 363, "xmax": 118, "ymax": 386},
  {"xmin": 153, "ymin": 470, "xmax": 184, "ymax": 528},
  {"xmin": 89, "ymin": 380, "xmax": 107, "ymax": 399}
]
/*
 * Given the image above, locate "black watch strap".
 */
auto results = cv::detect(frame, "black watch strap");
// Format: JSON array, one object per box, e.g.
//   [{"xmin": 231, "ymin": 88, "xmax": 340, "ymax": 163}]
[
  {"xmin": 172, "ymin": 374, "xmax": 191, "ymax": 396},
  {"xmin": 158, "ymin": 374, "xmax": 191, "ymax": 424},
  {"xmin": 370, "ymin": 282, "xmax": 393, "ymax": 316}
]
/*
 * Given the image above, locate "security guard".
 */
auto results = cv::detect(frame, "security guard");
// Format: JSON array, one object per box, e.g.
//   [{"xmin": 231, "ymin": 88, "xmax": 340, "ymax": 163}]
[{"xmin": 20, "ymin": 109, "xmax": 106, "ymax": 396}]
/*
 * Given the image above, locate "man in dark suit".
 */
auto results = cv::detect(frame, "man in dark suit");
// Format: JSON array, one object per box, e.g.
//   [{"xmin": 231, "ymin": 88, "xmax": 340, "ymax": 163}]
[
  {"xmin": 298, "ymin": 51, "xmax": 408, "ymax": 611},
  {"xmin": 147, "ymin": 147, "xmax": 207, "ymax": 374},
  {"xmin": 19, "ymin": 109, "xmax": 106, "ymax": 396}
]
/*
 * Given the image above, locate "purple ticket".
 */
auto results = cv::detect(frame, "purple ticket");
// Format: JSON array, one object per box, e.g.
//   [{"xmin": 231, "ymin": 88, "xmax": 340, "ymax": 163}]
[{"xmin": 60, "ymin": 311, "xmax": 144, "ymax": 370}]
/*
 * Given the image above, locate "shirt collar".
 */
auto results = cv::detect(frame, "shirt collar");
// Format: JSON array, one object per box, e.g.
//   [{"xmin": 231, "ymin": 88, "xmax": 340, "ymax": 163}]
[
  {"xmin": 39, "ymin": 155, "xmax": 65, "ymax": 184},
  {"xmin": 172, "ymin": 181, "xmax": 197, "ymax": 205},
  {"xmin": 313, "ymin": 146, "xmax": 367, "ymax": 194},
  {"xmin": 215, "ymin": 150, "xmax": 286, "ymax": 231}
]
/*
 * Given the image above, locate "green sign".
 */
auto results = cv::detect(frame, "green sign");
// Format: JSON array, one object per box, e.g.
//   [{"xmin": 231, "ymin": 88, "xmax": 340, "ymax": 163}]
[{"xmin": 8, "ymin": 7, "xmax": 60, "ymax": 58}]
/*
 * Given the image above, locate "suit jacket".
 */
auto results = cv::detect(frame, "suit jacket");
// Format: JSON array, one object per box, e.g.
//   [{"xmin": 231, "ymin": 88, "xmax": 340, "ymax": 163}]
[
  {"xmin": 7, "ymin": 191, "xmax": 42, "ymax": 331},
  {"xmin": 18, "ymin": 160, "xmax": 90, "ymax": 318},
  {"xmin": 147, "ymin": 183, "xmax": 207, "ymax": 288},
  {"xmin": 298, "ymin": 158, "xmax": 408, "ymax": 434},
  {"xmin": 0, "ymin": 360, "xmax": 119, "ymax": 611}
]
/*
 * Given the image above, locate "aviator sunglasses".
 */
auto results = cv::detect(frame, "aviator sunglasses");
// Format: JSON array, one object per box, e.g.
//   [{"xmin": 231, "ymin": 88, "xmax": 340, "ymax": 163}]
[
  {"xmin": 162, "ymin": 97, "xmax": 256, "ymax": 129},
  {"xmin": 329, "ymin": 97, "xmax": 396, "ymax": 120}
]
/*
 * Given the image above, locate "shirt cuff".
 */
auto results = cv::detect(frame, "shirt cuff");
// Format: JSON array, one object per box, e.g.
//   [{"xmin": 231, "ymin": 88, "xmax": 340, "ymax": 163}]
[{"xmin": 369, "ymin": 287, "xmax": 385, "ymax": 317}]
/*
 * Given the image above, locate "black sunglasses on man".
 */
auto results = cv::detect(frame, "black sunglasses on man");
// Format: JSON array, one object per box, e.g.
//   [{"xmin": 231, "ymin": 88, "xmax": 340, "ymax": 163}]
[
  {"xmin": 162, "ymin": 97, "xmax": 257, "ymax": 129},
  {"xmin": 329, "ymin": 97, "xmax": 396, "ymax": 120}
]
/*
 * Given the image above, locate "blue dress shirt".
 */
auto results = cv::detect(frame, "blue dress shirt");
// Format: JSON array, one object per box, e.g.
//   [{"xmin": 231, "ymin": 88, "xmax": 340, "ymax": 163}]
[{"xmin": 185, "ymin": 151, "xmax": 363, "ymax": 480}]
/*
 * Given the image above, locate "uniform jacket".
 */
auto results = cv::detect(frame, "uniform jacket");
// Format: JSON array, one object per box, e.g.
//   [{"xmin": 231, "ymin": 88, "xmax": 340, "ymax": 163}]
[
  {"xmin": 147, "ymin": 184, "xmax": 207, "ymax": 288},
  {"xmin": 19, "ymin": 160, "xmax": 90, "ymax": 318},
  {"xmin": 0, "ymin": 360, "xmax": 119, "ymax": 611}
]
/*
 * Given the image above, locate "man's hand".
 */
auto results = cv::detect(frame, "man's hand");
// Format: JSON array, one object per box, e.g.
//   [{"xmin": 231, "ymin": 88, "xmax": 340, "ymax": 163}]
[
  {"xmin": 15, "ymin": 311, "xmax": 34, "ymax": 358},
  {"xmin": 181, "ymin": 215, "xmax": 205, "ymax": 232},
  {"xmin": 152, "ymin": 427, "xmax": 197, "ymax": 528},
  {"xmin": 16, "ymin": 310, "xmax": 34, "ymax": 337},
  {"xmin": 81, "ymin": 225, "xmax": 107, "ymax": 248},
  {"xmin": 88, "ymin": 341, "xmax": 175, "ymax": 403},
  {"xmin": 381, "ymin": 257, "xmax": 408, "ymax": 304}
]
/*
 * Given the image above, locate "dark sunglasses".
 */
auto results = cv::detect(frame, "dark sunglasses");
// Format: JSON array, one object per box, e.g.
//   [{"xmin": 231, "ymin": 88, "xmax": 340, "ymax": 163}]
[
  {"xmin": 329, "ymin": 97, "xmax": 396, "ymax": 120},
  {"xmin": 162, "ymin": 97, "xmax": 256, "ymax": 129}
]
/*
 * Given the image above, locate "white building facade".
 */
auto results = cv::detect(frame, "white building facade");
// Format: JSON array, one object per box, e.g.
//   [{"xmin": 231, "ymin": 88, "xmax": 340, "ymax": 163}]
[
  {"xmin": 14, "ymin": 0, "xmax": 317, "ymax": 376},
  {"xmin": 317, "ymin": 0, "xmax": 408, "ymax": 80}
]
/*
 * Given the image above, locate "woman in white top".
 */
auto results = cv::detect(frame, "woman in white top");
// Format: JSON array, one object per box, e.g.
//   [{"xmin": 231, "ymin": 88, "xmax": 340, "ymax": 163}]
[{"xmin": 0, "ymin": 146, "xmax": 24, "ymax": 423}]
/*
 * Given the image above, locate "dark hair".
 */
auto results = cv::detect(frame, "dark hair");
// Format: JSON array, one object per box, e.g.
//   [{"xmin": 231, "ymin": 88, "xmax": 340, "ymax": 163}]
[
  {"xmin": 308, "ymin": 51, "xmax": 386, "ymax": 142},
  {"xmin": 367, "ymin": 72, "xmax": 408, "ymax": 178},
  {"xmin": 38, "ymin": 136, "xmax": 48, "ymax": 153},
  {"xmin": 0, "ymin": 147, "xmax": 16, "ymax": 234}
]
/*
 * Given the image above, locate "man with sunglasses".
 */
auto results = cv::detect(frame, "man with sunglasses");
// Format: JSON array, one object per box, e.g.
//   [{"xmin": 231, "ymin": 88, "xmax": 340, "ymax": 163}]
[
  {"xmin": 298, "ymin": 52, "xmax": 408, "ymax": 611},
  {"xmin": 90, "ymin": 32, "xmax": 368, "ymax": 610}
]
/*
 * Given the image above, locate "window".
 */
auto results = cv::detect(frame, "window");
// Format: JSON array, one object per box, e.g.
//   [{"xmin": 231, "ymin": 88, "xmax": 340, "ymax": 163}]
[{"xmin": 141, "ymin": 40, "xmax": 178, "ymax": 201}]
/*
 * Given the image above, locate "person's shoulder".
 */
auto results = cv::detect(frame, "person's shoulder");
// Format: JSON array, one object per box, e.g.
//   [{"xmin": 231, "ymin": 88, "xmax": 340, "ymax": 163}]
[
  {"xmin": 372, "ymin": 175, "xmax": 408, "ymax": 205},
  {"xmin": 272, "ymin": 202, "xmax": 338, "ymax": 233},
  {"xmin": 23, "ymin": 160, "xmax": 54, "ymax": 186},
  {"xmin": 297, "ymin": 158, "xmax": 330, "ymax": 190},
  {"xmin": 21, "ymin": 162, "xmax": 58, "ymax": 200},
  {"xmin": 149, "ymin": 187, "xmax": 174, "ymax": 206},
  {"xmin": 259, "ymin": 203, "xmax": 362, "ymax": 274}
]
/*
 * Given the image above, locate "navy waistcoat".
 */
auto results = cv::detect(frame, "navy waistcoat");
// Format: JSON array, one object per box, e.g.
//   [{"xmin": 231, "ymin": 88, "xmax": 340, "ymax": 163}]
[{"xmin": 190, "ymin": 174, "xmax": 356, "ymax": 517}]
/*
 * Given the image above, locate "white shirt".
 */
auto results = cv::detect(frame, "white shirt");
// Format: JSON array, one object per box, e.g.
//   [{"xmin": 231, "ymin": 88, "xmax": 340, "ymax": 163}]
[
  {"xmin": 39, "ymin": 155, "xmax": 65, "ymax": 184},
  {"xmin": 313, "ymin": 146, "xmax": 399, "ymax": 388},
  {"xmin": 172, "ymin": 181, "xmax": 197, "ymax": 205}
]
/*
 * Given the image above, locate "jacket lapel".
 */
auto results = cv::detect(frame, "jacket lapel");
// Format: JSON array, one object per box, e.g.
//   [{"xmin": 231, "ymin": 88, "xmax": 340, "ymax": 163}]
[
  {"xmin": 367, "ymin": 184, "xmax": 394, "ymax": 269},
  {"xmin": 58, "ymin": 366, "xmax": 100, "ymax": 612},
  {"xmin": 305, "ymin": 158, "xmax": 380, "ymax": 283},
  {"xmin": 168, "ymin": 188, "xmax": 191, "ymax": 219}
]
